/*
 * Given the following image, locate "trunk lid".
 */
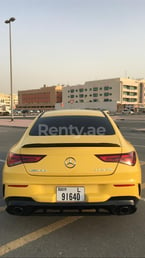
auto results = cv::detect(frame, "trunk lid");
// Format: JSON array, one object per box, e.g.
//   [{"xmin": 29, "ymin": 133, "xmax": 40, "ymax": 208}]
[{"xmin": 20, "ymin": 135, "xmax": 121, "ymax": 176}]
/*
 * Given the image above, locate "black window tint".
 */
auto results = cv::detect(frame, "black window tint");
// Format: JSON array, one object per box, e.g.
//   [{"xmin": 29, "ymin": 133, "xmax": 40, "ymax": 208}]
[{"xmin": 29, "ymin": 116, "xmax": 115, "ymax": 136}]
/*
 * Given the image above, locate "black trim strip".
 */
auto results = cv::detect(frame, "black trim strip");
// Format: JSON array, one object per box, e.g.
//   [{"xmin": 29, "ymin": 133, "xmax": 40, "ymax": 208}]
[{"xmin": 22, "ymin": 143, "xmax": 120, "ymax": 148}]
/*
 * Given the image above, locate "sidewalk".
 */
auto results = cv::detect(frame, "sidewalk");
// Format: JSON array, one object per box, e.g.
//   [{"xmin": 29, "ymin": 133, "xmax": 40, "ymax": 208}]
[{"xmin": 0, "ymin": 118, "xmax": 33, "ymax": 128}]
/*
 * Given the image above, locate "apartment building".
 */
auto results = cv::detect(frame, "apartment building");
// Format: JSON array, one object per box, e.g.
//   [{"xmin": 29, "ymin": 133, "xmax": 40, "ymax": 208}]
[
  {"xmin": 17, "ymin": 84, "xmax": 62, "ymax": 111},
  {"xmin": 61, "ymin": 77, "xmax": 145, "ymax": 112},
  {"xmin": 0, "ymin": 93, "xmax": 18, "ymax": 112}
]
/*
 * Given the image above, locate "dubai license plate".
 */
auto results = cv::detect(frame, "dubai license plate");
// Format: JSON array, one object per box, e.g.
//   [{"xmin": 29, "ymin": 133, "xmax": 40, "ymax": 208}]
[{"xmin": 56, "ymin": 187, "xmax": 85, "ymax": 202}]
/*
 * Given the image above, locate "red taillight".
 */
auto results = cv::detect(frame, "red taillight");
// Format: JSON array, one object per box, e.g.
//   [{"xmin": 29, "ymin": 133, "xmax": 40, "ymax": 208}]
[
  {"xmin": 96, "ymin": 154, "xmax": 121, "ymax": 163},
  {"xmin": 7, "ymin": 152, "xmax": 45, "ymax": 167},
  {"xmin": 96, "ymin": 151, "xmax": 136, "ymax": 166},
  {"xmin": 120, "ymin": 152, "xmax": 136, "ymax": 166}
]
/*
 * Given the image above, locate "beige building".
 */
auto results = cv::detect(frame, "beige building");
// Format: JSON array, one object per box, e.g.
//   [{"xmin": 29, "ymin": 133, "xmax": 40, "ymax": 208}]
[
  {"xmin": 0, "ymin": 93, "xmax": 18, "ymax": 112},
  {"xmin": 61, "ymin": 77, "xmax": 145, "ymax": 112}
]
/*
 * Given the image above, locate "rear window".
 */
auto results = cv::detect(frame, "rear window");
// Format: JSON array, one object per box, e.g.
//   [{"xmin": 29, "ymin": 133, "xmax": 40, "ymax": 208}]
[{"xmin": 29, "ymin": 115, "xmax": 115, "ymax": 136}]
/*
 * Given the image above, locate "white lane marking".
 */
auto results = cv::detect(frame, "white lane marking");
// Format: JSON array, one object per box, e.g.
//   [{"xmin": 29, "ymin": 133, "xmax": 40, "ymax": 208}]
[
  {"xmin": 0, "ymin": 206, "xmax": 5, "ymax": 212},
  {"xmin": 0, "ymin": 159, "xmax": 5, "ymax": 163},
  {"xmin": 0, "ymin": 216, "xmax": 82, "ymax": 256}
]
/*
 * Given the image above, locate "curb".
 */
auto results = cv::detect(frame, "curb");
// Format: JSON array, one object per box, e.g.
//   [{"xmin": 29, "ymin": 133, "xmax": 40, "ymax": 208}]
[
  {"xmin": 133, "ymin": 129, "xmax": 145, "ymax": 133},
  {"xmin": 0, "ymin": 125, "xmax": 27, "ymax": 129}
]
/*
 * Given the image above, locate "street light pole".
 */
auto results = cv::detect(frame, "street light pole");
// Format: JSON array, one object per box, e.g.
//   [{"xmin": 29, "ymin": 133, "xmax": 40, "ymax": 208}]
[{"xmin": 5, "ymin": 17, "xmax": 16, "ymax": 121}]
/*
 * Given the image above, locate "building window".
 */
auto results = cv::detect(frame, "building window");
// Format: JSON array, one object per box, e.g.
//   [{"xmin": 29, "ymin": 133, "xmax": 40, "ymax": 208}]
[
  {"xmin": 79, "ymin": 94, "xmax": 84, "ymax": 98},
  {"xmin": 93, "ymin": 93, "xmax": 98, "ymax": 97},
  {"xmin": 130, "ymin": 98, "xmax": 137, "ymax": 102},
  {"xmin": 124, "ymin": 92, "xmax": 137, "ymax": 96},
  {"xmin": 93, "ymin": 87, "xmax": 98, "ymax": 91},
  {"xmin": 104, "ymin": 86, "xmax": 109, "ymax": 90},
  {"xmin": 130, "ymin": 86, "xmax": 137, "ymax": 90},
  {"xmin": 123, "ymin": 97, "xmax": 137, "ymax": 102},
  {"xmin": 123, "ymin": 85, "xmax": 137, "ymax": 90},
  {"xmin": 104, "ymin": 92, "xmax": 109, "ymax": 96},
  {"xmin": 70, "ymin": 89, "xmax": 74, "ymax": 93},
  {"xmin": 79, "ymin": 88, "xmax": 84, "ymax": 92},
  {"xmin": 79, "ymin": 99, "xmax": 84, "ymax": 102},
  {"xmin": 70, "ymin": 95, "xmax": 74, "ymax": 98}
]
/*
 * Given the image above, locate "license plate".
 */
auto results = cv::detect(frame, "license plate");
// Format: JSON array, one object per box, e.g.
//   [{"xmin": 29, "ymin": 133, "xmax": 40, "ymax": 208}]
[{"xmin": 56, "ymin": 187, "xmax": 85, "ymax": 202}]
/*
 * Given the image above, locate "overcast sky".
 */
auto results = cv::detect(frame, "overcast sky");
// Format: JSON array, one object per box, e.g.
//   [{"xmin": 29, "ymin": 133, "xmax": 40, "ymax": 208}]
[{"xmin": 0, "ymin": 0, "xmax": 145, "ymax": 94}]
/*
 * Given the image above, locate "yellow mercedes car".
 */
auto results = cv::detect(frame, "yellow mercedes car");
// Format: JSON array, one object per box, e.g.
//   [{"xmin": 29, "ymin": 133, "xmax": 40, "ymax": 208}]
[{"xmin": 2, "ymin": 109, "xmax": 141, "ymax": 215}]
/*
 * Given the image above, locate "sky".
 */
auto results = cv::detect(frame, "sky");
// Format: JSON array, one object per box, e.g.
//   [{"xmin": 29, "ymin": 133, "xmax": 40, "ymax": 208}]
[{"xmin": 0, "ymin": 0, "xmax": 145, "ymax": 94}]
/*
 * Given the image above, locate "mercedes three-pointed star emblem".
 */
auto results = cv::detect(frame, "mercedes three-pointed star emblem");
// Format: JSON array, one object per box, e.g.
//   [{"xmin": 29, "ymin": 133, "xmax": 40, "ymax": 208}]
[{"xmin": 64, "ymin": 157, "xmax": 76, "ymax": 168}]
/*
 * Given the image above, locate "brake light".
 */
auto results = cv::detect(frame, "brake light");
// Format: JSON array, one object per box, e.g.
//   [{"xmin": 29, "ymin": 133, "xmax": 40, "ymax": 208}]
[
  {"xmin": 120, "ymin": 152, "xmax": 136, "ymax": 166},
  {"xmin": 97, "ymin": 154, "xmax": 121, "ymax": 162},
  {"xmin": 7, "ymin": 152, "xmax": 45, "ymax": 167},
  {"xmin": 96, "ymin": 151, "xmax": 136, "ymax": 166}
]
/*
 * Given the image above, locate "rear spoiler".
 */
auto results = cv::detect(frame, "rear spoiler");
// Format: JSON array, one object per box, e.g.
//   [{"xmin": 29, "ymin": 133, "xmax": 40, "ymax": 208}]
[{"xmin": 22, "ymin": 143, "xmax": 120, "ymax": 148}]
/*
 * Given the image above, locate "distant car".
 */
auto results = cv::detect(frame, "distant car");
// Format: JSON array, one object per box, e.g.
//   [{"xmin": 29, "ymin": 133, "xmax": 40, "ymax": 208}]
[
  {"xmin": 14, "ymin": 110, "xmax": 22, "ymax": 115},
  {"xmin": 29, "ymin": 110, "xmax": 41, "ymax": 115},
  {"xmin": 122, "ymin": 109, "xmax": 134, "ymax": 115},
  {"xmin": 1, "ymin": 111, "xmax": 10, "ymax": 116},
  {"xmin": 2, "ymin": 109, "xmax": 141, "ymax": 216}
]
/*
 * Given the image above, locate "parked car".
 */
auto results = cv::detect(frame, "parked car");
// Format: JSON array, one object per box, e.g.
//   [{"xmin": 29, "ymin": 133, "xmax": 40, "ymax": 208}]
[
  {"xmin": 0, "ymin": 111, "xmax": 10, "ymax": 116},
  {"xmin": 122, "ymin": 109, "xmax": 134, "ymax": 114},
  {"xmin": 2, "ymin": 109, "xmax": 141, "ymax": 216}
]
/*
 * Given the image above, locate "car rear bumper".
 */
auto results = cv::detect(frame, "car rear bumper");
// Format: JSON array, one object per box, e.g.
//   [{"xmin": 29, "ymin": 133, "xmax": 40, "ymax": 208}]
[{"xmin": 5, "ymin": 196, "xmax": 139, "ymax": 216}]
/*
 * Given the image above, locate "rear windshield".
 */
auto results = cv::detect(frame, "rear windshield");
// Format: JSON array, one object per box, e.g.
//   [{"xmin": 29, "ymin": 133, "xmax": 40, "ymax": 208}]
[{"xmin": 29, "ymin": 115, "xmax": 115, "ymax": 136}]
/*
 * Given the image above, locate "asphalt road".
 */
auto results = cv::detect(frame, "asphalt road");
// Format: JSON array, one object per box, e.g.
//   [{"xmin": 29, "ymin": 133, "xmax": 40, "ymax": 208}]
[{"xmin": 0, "ymin": 121, "xmax": 145, "ymax": 258}]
